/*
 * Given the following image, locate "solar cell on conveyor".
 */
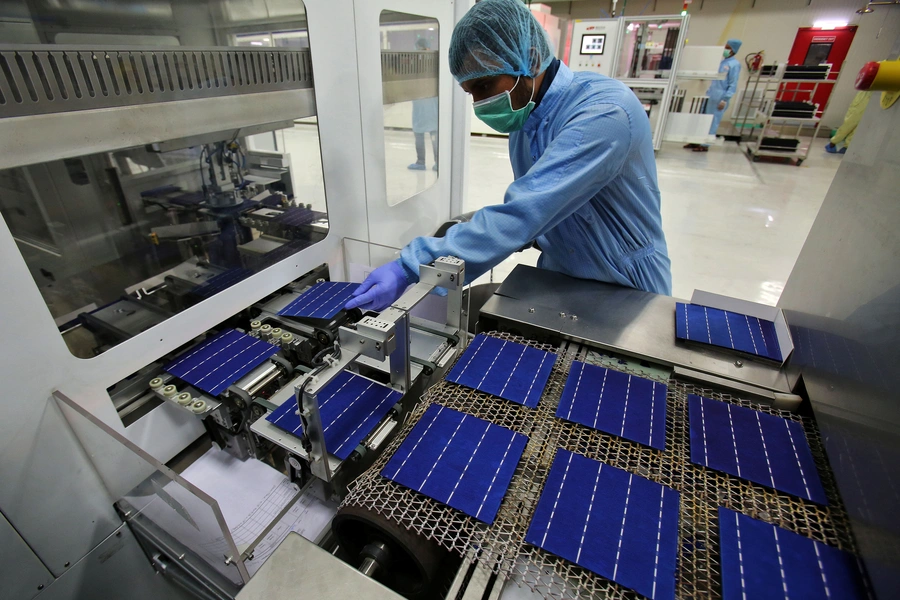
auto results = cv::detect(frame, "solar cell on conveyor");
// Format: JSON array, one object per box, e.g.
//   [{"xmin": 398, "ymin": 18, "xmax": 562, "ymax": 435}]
[
  {"xmin": 675, "ymin": 302, "xmax": 783, "ymax": 361},
  {"xmin": 556, "ymin": 361, "xmax": 667, "ymax": 450},
  {"xmin": 190, "ymin": 268, "xmax": 253, "ymax": 298},
  {"xmin": 718, "ymin": 507, "xmax": 868, "ymax": 600},
  {"xmin": 525, "ymin": 449, "xmax": 680, "ymax": 600},
  {"xmin": 273, "ymin": 207, "xmax": 315, "ymax": 228},
  {"xmin": 445, "ymin": 334, "xmax": 555, "ymax": 408},
  {"xmin": 382, "ymin": 404, "xmax": 527, "ymax": 524},
  {"xmin": 266, "ymin": 370, "xmax": 402, "ymax": 460},
  {"xmin": 689, "ymin": 394, "xmax": 828, "ymax": 504},
  {"xmin": 278, "ymin": 281, "xmax": 357, "ymax": 320},
  {"xmin": 164, "ymin": 329, "xmax": 279, "ymax": 396},
  {"xmin": 169, "ymin": 191, "xmax": 206, "ymax": 206}
]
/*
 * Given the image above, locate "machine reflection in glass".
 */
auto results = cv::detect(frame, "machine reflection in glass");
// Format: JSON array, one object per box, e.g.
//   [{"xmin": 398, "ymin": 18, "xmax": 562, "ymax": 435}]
[{"xmin": 0, "ymin": 122, "xmax": 328, "ymax": 359}]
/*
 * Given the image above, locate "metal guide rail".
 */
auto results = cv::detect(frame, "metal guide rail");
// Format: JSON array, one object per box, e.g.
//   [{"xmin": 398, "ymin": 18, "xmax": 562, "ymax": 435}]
[
  {"xmin": 0, "ymin": 46, "xmax": 439, "ymax": 118},
  {"xmin": 339, "ymin": 332, "xmax": 865, "ymax": 599}
]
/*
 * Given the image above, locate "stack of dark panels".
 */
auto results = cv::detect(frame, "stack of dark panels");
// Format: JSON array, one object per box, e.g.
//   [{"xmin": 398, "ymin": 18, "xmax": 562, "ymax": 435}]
[
  {"xmin": 784, "ymin": 65, "xmax": 829, "ymax": 80},
  {"xmin": 772, "ymin": 101, "xmax": 816, "ymax": 118},
  {"xmin": 760, "ymin": 138, "xmax": 801, "ymax": 152}
]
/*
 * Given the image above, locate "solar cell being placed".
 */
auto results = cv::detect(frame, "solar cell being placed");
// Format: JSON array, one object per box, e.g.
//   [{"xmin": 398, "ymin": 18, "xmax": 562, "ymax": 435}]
[
  {"xmin": 272, "ymin": 206, "xmax": 316, "ymax": 228},
  {"xmin": 675, "ymin": 302, "xmax": 783, "ymax": 361},
  {"xmin": 556, "ymin": 361, "xmax": 667, "ymax": 450},
  {"xmin": 718, "ymin": 507, "xmax": 868, "ymax": 600},
  {"xmin": 689, "ymin": 395, "xmax": 828, "ymax": 505},
  {"xmin": 445, "ymin": 334, "xmax": 555, "ymax": 408},
  {"xmin": 278, "ymin": 281, "xmax": 358, "ymax": 320},
  {"xmin": 382, "ymin": 404, "xmax": 527, "ymax": 524},
  {"xmin": 165, "ymin": 329, "xmax": 280, "ymax": 396},
  {"xmin": 526, "ymin": 449, "xmax": 680, "ymax": 600},
  {"xmin": 266, "ymin": 370, "xmax": 402, "ymax": 460}
]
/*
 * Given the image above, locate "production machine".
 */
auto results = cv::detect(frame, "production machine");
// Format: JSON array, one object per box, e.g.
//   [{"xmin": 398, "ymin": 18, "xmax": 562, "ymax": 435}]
[{"xmin": 1, "ymin": 2, "xmax": 897, "ymax": 600}]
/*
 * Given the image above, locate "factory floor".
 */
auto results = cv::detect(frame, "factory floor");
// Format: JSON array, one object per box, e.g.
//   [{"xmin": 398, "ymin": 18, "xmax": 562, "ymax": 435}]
[
  {"xmin": 463, "ymin": 135, "xmax": 843, "ymax": 305},
  {"xmin": 281, "ymin": 126, "xmax": 842, "ymax": 306}
]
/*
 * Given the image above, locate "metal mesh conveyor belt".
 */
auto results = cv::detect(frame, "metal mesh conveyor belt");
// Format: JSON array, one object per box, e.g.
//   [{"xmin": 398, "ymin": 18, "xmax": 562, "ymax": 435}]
[{"xmin": 340, "ymin": 332, "xmax": 862, "ymax": 599}]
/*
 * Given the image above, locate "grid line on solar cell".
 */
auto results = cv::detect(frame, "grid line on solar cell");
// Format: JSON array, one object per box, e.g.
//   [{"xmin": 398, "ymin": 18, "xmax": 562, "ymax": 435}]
[
  {"xmin": 191, "ymin": 268, "xmax": 253, "ymax": 298},
  {"xmin": 382, "ymin": 404, "xmax": 528, "ymax": 524},
  {"xmin": 525, "ymin": 448, "xmax": 680, "ymax": 600},
  {"xmin": 556, "ymin": 360, "xmax": 668, "ymax": 450},
  {"xmin": 675, "ymin": 302, "xmax": 783, "ymax": 361},
  {"xmin": 278, "ymin": 281, "xmax": 357, "ymax": 319},
  {"xmin": 266, "ymin": 370, "xmax": 401, "ymax": 460},
  {"xmin": 445, "ymin": 333, "xmax": 555, "ymax": 408},
  {"xmin": 718, "ymin": 507, "xmax": 868, "ymax": 600},
  {"xmin": 165, "ymin": 329, "xmax": 279, "ymax": 396},
  {"xmin": 689, "ymin": 394, "xmax": 828, "ymax": 505},
  {"xmin": 273, "ymin": 207, "xmax": 315, "ymax": 227}
]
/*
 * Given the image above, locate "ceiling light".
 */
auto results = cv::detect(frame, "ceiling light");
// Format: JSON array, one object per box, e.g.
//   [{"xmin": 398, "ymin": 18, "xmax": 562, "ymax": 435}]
[{"xmin": 813, "ymin": 19, "xmax": 848, "ymax": 29}]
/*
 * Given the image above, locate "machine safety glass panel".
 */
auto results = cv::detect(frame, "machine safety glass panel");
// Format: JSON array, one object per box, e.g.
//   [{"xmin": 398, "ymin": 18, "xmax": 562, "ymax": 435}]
[
  {"xmin": 0, "ymin": 1, "xmax": 330, "ymax": 359},
  {"xmin": 689, "ymin": 395, "xmax": 828, "ymax": 504},
  {"xmin": 556, "ymin": 361, "xmax": 667, "ymax": 450},
  {"xmin": 382, "ymin": 404, "xmax": 528, "ymax": 525},
  {"xmin": 379, "ymin": 11, "xmax": 440, "ymax": 207},
  {"xmin": 718, "ymin": 507, "xmax": 868, "ymax": 600},
  {"xmin": 525, "ymin": 448, "xmax": 680, "ymax": 600},
  {"xmin": 617, "ymin": 19, "xmax": 682, "ymax": 80}
]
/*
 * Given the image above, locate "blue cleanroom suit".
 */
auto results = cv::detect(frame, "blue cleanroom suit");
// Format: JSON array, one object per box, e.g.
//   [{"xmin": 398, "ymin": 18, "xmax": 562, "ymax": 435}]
[
  {"xmin": 704, "ymin": 42, "xmax": 742, "ymax": 138},
  {"xmin": 400, "ymin": 62, "xmax": 671, "ymax": 296}
]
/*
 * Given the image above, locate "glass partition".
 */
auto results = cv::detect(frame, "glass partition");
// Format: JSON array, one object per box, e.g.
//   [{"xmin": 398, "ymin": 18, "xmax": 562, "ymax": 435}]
[
  {"xmin": 617, "ymin": 18, "xmax": 683, "ymax": 80},
  {"xmin": 379, "ymin": 11, "xmax": 440, "ymax": 207}
]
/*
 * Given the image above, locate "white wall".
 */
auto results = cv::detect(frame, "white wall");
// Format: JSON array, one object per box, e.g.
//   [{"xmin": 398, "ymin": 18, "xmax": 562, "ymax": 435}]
[{"xmin": 548, "ymin": 0, "xmax": 900, "ymax": 128}]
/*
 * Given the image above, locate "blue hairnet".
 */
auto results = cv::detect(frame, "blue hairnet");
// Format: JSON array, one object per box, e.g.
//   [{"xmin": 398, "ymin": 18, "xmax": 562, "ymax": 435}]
[
  {"xmin": 727, "ymin": 39, "xmax": 743, "ymax": 53},
  {"xmin": 449, "ymin": 0, "xmax": 555, "ymax": 83}
]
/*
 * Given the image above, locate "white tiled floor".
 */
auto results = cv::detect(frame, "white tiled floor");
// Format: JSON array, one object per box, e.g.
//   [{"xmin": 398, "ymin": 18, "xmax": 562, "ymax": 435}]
[{"xmin": 463, "ymin": 135, "xmax": 843, "ymax": 305}]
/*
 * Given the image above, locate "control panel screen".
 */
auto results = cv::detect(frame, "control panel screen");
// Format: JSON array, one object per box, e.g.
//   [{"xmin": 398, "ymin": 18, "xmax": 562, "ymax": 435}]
[{"xmin": 580, "ymin": 34, "xmax": 606, "ymax": 55}]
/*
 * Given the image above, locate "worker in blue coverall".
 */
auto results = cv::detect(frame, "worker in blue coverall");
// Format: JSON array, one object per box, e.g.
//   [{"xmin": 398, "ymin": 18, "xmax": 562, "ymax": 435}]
[
  {"xmin": 686, "ymin": 39, "xmax": 742, "ymax": 152},
  {"xmin": 346, "ymin": 0, "xmax": 671, "ymax": 312}
]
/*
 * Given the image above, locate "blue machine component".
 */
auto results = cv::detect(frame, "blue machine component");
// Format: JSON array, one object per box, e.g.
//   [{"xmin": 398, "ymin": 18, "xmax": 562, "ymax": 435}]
[
  {"xmin": 718, "ymin": 507, "xmax": 868, "ymax": 600},
  {"xmin": 272, "ymin": 207, "xmax": 316, "ymax": 228},
  {"xmin": 445, "ymin": 334, "xmax": 555, "ymax": 408},
  {"xmin": 382, "ymin": 404, "xmax": 527, "ymax": 524},
  {"xmin": 689, "ymin": 395, "xmax": 828, "ymax": 505},
  {"xmin": 525, "ymin": 449, "xmax": 680, "ymax": 600},
  {"xmin": 190, "ymin": 268, "xmax": 253, "ymax": 298},
  {"xmin": 556, "ymin": 361, "xmax": 667, "ymax": 450},
  {"xmin": 164, "ymin": 329, "xmax": 280, "ymax": 396},
  {"xmin": 266, "ymin": 370, "xmax": 402, "ymax": 461},
  {"xmin": 278, "ymin": 281, "xmax": 357, "ymax": 320},
  {"xmin": 675, "ymin": 302, "xmax": 783, "ymax": 361}
]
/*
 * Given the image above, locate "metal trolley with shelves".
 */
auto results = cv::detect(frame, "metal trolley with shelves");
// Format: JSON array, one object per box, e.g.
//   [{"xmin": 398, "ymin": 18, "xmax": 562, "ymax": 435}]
[{"xmin": 733, "ymin": 63, "xmax": 836, "ymax": 166}]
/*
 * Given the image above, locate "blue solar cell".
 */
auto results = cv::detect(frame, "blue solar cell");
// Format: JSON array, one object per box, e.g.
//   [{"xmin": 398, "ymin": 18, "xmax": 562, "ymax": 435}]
[
  {"xmin": 165, "ymin": 329, "xmax": 279, "ymax": 396},
  {"xmin": 382, "ymin": 404, "xmax": 527, "ymax": 524},
  {"xmin": 689, "ymin": 395, "xmax": 827, "ymax": 504},
  {"xmin": 718, "ymin": 507, "xmax": 868, "ymax": 600},
  {"xmin": 675, "ymin": 303, "xmax": 782, "ymax": 361},
  {"xmin": 556, "ymin": 361, "xmax": 667, "ymax": 450},
  {"xmin": 445, "ymin": 334, "xmax": 555, "ymax": 408},
  {"xmin": 266, "ymin": 370, "xmax": 402, "ymax": 460},
  {"xmin": 273, "ymin": 207, "xmax": 315, "ymax": 228},
  {"xmin": 190, "ymin": 268, "xmax": 253, "ymax": 298},
  {"xmin": 526, "ymin": 449, "xmax": 680, "ymax": 600},
  {"xmin": 278, "ymin": 281, "xmax": 358, "ymax": 320}
]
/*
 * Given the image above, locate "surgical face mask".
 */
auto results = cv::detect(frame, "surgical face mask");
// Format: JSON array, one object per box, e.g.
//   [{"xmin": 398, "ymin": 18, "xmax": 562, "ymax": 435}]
[
  {"xmin": 723, "ymin": 49, "xmax": 733, "ymax": 58},
  {"xmin": 473, "ymin": 76, "xmax": 535, "ymax": 133}
]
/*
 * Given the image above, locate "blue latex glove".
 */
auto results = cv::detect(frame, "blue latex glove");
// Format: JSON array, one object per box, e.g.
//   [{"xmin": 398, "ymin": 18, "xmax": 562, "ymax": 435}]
[{"xmin": 345, "ymin": 261, "xmax": 411, "ymax": 311}]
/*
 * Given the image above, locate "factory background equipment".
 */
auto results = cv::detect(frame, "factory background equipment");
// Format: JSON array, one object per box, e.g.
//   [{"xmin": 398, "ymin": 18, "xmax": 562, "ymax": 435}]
[{"xmin": 0, "ymin": 1, "xmax": 897, "ymax": 600}]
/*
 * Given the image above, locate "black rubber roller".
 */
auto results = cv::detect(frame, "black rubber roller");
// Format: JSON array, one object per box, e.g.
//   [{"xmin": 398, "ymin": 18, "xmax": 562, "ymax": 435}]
[{"xmin": 332, "ymin": 504, "xmax": 448, "ymax": 596}]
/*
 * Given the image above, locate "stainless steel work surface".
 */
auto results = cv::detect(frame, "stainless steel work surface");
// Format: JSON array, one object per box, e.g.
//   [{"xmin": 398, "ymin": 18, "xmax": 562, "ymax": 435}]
[
  {"xmin": 480, "ymin": 265, "xmax": 791, "ymax": 393},
  {"xmin": 236, "ymin": 533, "xmax": 402, "ymax": 599}
]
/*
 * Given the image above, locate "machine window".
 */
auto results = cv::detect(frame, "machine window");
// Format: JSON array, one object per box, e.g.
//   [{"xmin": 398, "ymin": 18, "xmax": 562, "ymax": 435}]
[
  {"xmin": 379, "ymin": 11, "xmax": 440, "ymax": 207},
  {"xmin": 0, "ymin": 2, "xmax": 329, "ymax": 359}
]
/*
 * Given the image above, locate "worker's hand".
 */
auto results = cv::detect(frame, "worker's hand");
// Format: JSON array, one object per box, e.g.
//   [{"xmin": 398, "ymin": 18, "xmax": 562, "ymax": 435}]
[
  {"xmin": 717, "ymin": 100, "xmax": 727, "ymax": 111},
  {"xmin": 345, "ymin": 261, "xmax": 411, "ymax": 312}
]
